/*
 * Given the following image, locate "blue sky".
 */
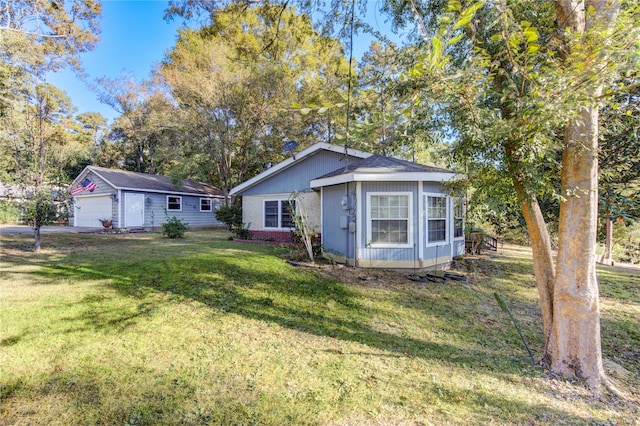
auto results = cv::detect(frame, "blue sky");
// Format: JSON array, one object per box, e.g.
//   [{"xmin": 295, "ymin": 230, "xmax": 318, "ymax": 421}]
[
  {"xmin": 47, "ymin": 1, "xmax": 183, "ymax": 123},
  {"xmin": 47, "ymin": 0, "xmax": 402, "ymax": 124}
]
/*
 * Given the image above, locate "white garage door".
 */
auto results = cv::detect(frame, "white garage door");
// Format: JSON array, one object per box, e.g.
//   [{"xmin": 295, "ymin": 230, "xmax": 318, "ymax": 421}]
[{"xmin": 75, "ymin": 195, "xmax": 112, "ymax": 227}]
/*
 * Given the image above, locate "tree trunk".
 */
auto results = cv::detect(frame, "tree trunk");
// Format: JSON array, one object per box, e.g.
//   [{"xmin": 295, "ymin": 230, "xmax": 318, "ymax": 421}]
[
  {"xmin": 602, "ymin": 214, "xmax": 614, "ymax": 265},
  {"xmin": 549, "ymin": 0, "xmax": 614, "ymax": 394},
  {"xmin": 551, "ymin": 104, "xmax": 605, "ymax": 391},
  {"xmin": 34, "ymin": 226, "xmax": 41, "ymax": 253},
  {"xmin": 513, "ymin": 184, "xmax": 556, "ymax": 361}
]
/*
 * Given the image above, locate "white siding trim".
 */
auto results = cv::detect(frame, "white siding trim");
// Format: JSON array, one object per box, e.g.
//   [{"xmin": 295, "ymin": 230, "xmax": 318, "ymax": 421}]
[
  {"xmin": 424, "ymin": 193, "xmax": 449, "ymax": 247},
  {"xmin": 418, "ymin": 181, "xmax": 424, "ymax": 262},
  {"xmin": 365, "ymin": 192, "xmax": 414, "ymax": 249},
  {"xmin": 311, "ymin": 172, "xmax": 460, "ymax": 188},
  {"xmin": 356, "ymin": 181, "xmax": 362, "ymax": 266}
]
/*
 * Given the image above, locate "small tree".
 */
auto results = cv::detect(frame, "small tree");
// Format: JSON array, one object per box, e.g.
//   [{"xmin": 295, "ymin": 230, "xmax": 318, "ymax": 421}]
[
  {"xmin": 23, "ymin": 189, "xmax": 58, "ymax": 251},
  {"xmin": 215, "ymin": 204, "xmax": 242, "ymax": 231}
]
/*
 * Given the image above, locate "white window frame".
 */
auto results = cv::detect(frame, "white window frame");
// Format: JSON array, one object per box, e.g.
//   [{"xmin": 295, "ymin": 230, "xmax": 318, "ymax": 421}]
[
  {"xmin": 263, "ymin": 199, "xmax": 295, "ymax": 229},
  {"xmin": 453, "ymin": 197, "xmax": 465, "ymax": 240},
  {"xmin": 167, "ymin": 195, "xmax": 182, "ymax": 211},
  {"xmin": 366, "ymin": 192, "xmax": 413, "ymax": 248},
  {"xmin": 200, "ymin": 198, "xmax": 213, "ymax": 212},
  {"xmin": 425, "ymin": 193, "xmax": 448, "ymax": 247}
]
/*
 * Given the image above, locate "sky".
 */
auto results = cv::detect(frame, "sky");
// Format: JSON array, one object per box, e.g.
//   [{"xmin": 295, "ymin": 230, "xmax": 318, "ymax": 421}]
[
  {"xmin": 47, "ymin": 1, "xmax": 183, "ymax": 123},
  {"xmin": 46, "ymin": 0, "xmax": 404, "ymax": 125}
]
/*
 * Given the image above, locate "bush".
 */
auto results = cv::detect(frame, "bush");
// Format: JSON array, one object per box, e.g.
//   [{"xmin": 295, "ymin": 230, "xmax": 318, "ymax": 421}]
[
  {"xmin": 0, "ymin": 201, "xmax": 20, "ymax": 224},
  {"xmin": 23, "ymin": 190, "xmax": 58, "ymax": 229},
  {"xmin": 161, "ymin": 216, "xmax": 188, "ymax": 238},
  {"xmin": 215, "ymin": 204, "xmax": 242, "ymax": 231},
  {"xmin": 232, "ymin": 222, "xmax": 251, "ymax": 240}
]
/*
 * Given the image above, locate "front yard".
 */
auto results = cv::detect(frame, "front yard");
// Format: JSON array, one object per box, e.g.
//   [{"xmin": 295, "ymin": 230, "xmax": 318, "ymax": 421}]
[{"xmin": 1, "ymin": 231, "xmax": 638, "ymax": 425}]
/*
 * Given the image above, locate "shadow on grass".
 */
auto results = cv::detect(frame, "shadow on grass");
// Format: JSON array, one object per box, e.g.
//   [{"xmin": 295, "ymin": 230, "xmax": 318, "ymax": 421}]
[
  {"xmin": 1, "ymin": 236, "xmax": 620, "ymax": 424},
  {"xmin": 30, "ymin": 250, "xmax": 537, "ymax": 374}
]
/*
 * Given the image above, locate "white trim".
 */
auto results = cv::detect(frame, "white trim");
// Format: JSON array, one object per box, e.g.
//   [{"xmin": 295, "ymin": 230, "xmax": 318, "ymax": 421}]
[
  {"xmin": 167, "ymin": 195, "xmax": 182, "ymax": 212},
  {"xmin": 115, "ymin": 186, "xmax": 224, "ymax": 198},
  {"xmin": 117, "ymin": 189, "xmax": 122, "ymax": 227},
  {"xmin": 453, "ymin": 197, "xmax": 465, "ymax": 240},
  {"xmin": 366, "ymin": 192, "xmax": 413, "ymax": 249},
  {"xmin": 200, "ymin": 198, "xmax": 213, "ymax": 212},
  {"xmin": 262, "ymin": 199, "xmax": 295, "ymax": 230},
  {"xmin": 230, "ymin": 142, "xmax": 371, "ymax": 196},
  {"xmin": 418, "ymin": 181, "xmax": 424, "ymax": 261},
  {"xmin": 355, "ymin": 181, "xmax": 362, "ymax": 266},
  {"xmin": 425, "ymin": 193, "xmax": 449, "ymax": 247},
  {"xmin": 319, "ymin": 187, "xmax": 324, "ymax": 245},
  {"xmin": 311, "ymin": 171, "xmax": 460, "ymax": 188},
  {"xmin": 73, "ymin": 192, "xmax": 110, "ymax": 199}
]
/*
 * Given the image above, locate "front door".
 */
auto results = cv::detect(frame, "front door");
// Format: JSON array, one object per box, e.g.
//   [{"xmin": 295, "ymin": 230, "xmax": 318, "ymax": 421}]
[{"xmin": 125, "ymin": 193, "xmax": 144, "ymax": 227}]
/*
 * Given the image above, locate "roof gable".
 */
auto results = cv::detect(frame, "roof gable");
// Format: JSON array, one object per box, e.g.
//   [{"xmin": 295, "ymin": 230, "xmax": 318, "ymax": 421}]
[{"xmin": 229, "ymin": 142, "xmax": 371, "ymax": 196}]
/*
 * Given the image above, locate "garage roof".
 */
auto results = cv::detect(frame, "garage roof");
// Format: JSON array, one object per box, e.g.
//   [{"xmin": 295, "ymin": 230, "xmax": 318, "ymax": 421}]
[{"xmin": 75, "ymin": 166, "xmax": 225, "ymax": 197}]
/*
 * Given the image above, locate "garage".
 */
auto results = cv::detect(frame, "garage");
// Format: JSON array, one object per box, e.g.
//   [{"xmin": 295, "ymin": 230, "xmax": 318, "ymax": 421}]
[{"xmin": 74, "ymin": 195, "xmax": 112, "ymax": 227}]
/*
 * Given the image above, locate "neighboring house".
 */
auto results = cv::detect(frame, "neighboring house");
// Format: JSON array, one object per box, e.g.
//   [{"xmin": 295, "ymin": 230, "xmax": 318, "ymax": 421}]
[
  {"xmin": 70, "ymin": 166, "xmax": 225, "ymax": 230},
  {"xmin": 230, "ymin": 142, "xmax": 465, "ymax": 270}
]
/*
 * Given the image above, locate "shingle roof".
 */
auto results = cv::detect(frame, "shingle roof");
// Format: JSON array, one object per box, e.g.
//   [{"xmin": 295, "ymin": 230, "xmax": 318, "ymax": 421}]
[
  {"xmin": 88, "ymin": 166, "xmax": 224, "ymax": 197},
  {"xmin": 315, "ymin": 154, "xmax": 454, "ymax": 179}
]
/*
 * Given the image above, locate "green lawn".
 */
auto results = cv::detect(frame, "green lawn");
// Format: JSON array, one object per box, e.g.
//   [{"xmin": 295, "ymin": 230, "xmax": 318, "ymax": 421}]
[{"xmin": 1, "ymin": 231, "xmax": 638, "ymax": 425}]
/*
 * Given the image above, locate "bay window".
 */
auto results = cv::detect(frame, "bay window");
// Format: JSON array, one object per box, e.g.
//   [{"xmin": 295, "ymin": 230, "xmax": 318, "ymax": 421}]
[{"xmin": 368, "ymin": 193, "xmax": 411, "ymax": 246}]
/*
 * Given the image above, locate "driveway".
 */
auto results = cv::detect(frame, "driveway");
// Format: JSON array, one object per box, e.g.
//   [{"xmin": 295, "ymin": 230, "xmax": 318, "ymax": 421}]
[{"xmin": 0, "ymin": 225, "xmax": 105, "ymax": 235}]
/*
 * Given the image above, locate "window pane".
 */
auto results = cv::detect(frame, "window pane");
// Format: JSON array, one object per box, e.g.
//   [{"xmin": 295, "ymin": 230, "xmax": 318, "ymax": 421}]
[
  {"xmin": 281, "ymin": 200, "xmax": 295, "ymax": 228},
  {"xmin": 371, "ymin": 219, "xmax": 408, "ymax": 244},
  {"xmin": 265, "ymin": 201, "xmax": 278, "ymax": 227},
  {"xmin": 428, "ymin": 196, "xmax": 446, "ymax": 218},
  {"xmin": 168, "ymin": 196, "xmax": 181, "ymax": 210},
  {"xmin": 454, "ymin": 218, "xmax": 464, "ymax": 238},
  {"xmin": 201, "ymin": 199, "xmax": 212, "ymax": 211},
  {"xmin": 428, "ymin": 219, "xmax": 446, "ymax": 242}
]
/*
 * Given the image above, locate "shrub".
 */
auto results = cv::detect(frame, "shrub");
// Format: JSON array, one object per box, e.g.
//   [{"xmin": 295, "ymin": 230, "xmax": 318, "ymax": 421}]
[
  {"xmin": 215, "ymin": 204, "xmax": 242, "ymax": 231},
  {"xmin": 161, "ymin": 216, "xmax": 188, "ymax": 238},
  {"xmin": 232, "ymin": 222, "xmax": 251, "ymax": 240},
  {"xmin": 23, "ymin": 190, "xmax": 58, "ymax": 229},
  {"xmin": 0, "ymin": 201, "xmax": 20, "ymax": 224}
]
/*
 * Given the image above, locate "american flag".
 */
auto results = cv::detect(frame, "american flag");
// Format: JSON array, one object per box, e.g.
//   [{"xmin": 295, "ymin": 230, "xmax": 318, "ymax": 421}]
[{"xmin": 71, "ymin": 178, "xmax": 98, "ymax": 196}]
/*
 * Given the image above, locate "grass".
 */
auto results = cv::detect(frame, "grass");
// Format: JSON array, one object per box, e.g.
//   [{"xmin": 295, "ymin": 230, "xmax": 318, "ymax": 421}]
[{"xmin": 1, "ymin": 231, "xmax": 638, "ymax": 425}]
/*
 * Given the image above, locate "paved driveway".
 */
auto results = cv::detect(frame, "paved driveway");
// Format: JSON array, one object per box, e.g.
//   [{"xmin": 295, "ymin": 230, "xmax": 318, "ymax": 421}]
[{"xmin": 0, "ymin": 225, "xmax": 104, "ymax": 235}]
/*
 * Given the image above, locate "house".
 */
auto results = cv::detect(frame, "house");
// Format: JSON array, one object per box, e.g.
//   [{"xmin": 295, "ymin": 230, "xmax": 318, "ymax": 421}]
[
  {"xmin": 70, "ymin": 166, "xmax": 225, "ymax": 230},
  {"xmin": 229, "ymin": 142, "xmax": 465, "ymax": 270}
]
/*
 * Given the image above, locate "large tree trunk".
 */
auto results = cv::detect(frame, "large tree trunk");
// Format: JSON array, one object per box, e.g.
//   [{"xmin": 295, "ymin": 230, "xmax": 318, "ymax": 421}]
[
  {"xmin": 513, "ymin": 184, "xmax": 556, "ymax": 361},
  {"xmin": 550, "ymin": 0, "xmax": 614, "ymax": 394},
  {"xmin": 552, "ymin": 105, "xmax": 605, "ymax": 391}
]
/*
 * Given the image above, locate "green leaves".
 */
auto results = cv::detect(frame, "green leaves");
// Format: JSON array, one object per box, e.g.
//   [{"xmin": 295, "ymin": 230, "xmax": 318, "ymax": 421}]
[{"xmin": 453, "ymin": 1, "xmax": 485, "ymax": 30}]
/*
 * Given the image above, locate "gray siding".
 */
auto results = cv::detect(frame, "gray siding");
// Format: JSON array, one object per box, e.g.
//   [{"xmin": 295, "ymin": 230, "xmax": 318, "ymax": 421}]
[
  {"xmin": 453, "ymin": 239, "xmax": 465, "ymax": 257},
  {"xmin": 242, "ymin": 151, "xmax": 361, "ymax": 195},
  {"xmin": 321, "ymin": 183, "xmax": 354, "ymax": 260},
  {"xmin": 321, "ymin": 179, "xmax": 462, "ymax": 268},
  {"xmin": 81, "ymin": 171, "xmax": 116, "ymax": 196},
  {"xmin": 422, "ymin": 182, "xmax": 449, "ymax": 194},
  {"xmin": 118, "ymin": 191, "xmax": 223, "ymax": 228},
  {"xmin": 359, "ymin": 181, "xmax": 420, "ymax": 263}
]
